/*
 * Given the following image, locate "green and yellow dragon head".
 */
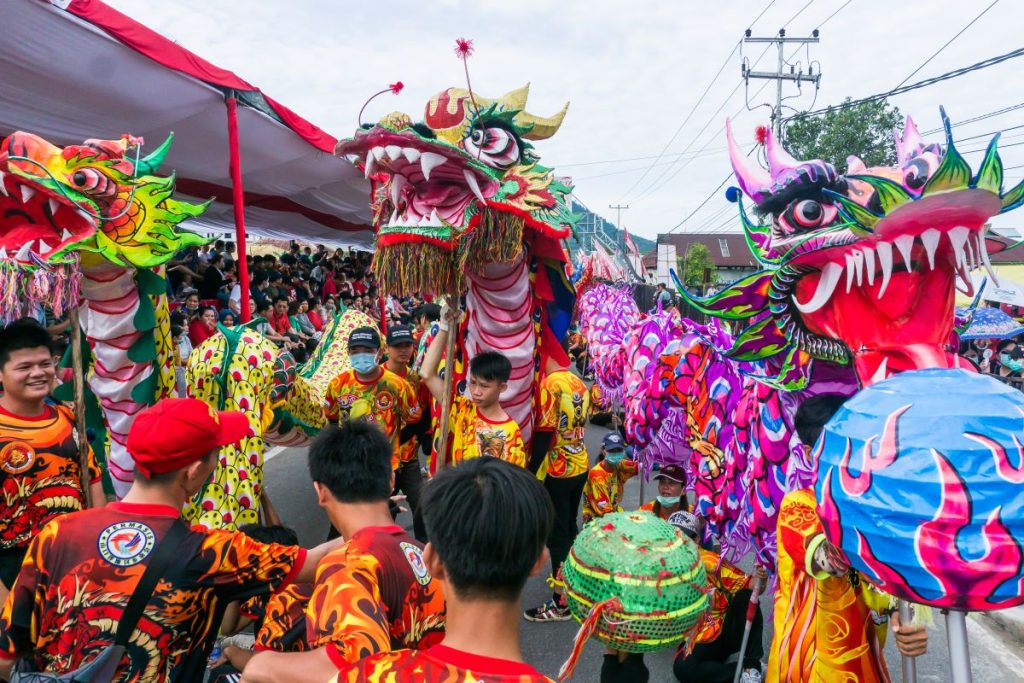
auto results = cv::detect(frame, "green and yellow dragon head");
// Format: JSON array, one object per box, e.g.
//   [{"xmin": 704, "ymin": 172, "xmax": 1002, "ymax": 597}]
[
  {"xmin": 334, "ymin": 84, "xmax": 577, "ymax": 294},
  {"xmin": 0, "ymin": 131, "xmax": 208, "ymax": 319},
  {"xmin": 677, "ymin": 109, "xmax": 1024, "ymax": 389}
]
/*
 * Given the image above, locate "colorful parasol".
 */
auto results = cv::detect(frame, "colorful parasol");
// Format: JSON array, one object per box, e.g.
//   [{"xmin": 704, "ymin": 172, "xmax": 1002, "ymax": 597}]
[{"xmin": 955, "ymin": 305, "xmax": 1024, "ymax": 340}]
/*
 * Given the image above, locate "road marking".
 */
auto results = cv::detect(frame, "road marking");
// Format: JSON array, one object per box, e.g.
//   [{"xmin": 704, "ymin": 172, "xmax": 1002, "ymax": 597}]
[{"xmin": 265, "ymin": 446, "xmax": 286, "ymax": 462}]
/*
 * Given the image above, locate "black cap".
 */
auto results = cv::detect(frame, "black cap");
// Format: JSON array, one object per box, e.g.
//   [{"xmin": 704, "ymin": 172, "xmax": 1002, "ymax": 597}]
[
  {"xmin": 386, "ymin": 326, "xmax": 415, "ymax": 346},
  {"xmin": 348, "ymin": 326, "xmax": 381, "ymax": 350}
]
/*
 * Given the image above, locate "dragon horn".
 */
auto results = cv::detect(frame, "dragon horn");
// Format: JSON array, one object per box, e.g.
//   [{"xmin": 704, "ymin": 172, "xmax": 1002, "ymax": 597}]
[
  {"xmin": 518, "ymin": 101, "xmax": 570, "ymax": 141},
  {"xmin": 499, "ymin": 83, "xmax": 530, "ymax": 111},
  {"xmin": 765, "ymin": 128, "xmax": 802, "ymax": 180},
  {"xmin": 135, "ymin": 133, "xmax": 175, "ymax": 176},
  {"xmin": 726, "ymin": 119, "xmax": 770, "ymax": 203},
  {"xmin": 894, "ymin": 115, "xmax": 924, "ymax": 165}
]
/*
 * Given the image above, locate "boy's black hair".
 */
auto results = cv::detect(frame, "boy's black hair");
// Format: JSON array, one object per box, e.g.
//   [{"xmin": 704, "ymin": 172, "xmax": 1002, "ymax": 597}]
[
  {"xmin": 0, "ymin": 318, "xmax": 56, "ymax": 368},
  {"xmin": 307, "ymin": 422, "xmax": 392, "ymax": 502},
  {"xmin": 417, "ymin": 303, "xmax": 441, "ymax": 323},
  {"xmin": 469, "ymin": 350, "xmax": 512, "ymax": 383},
  {"xmin": 238, "ymin": 523, "xmax": 299, "ymax": 547},
  {"xmin": 422, "ymin": 457, "xmax": 553, "ymax": 601},
  {"xmin": 794, "ymin": 394, "xmax": 848, "ymax": 447}
]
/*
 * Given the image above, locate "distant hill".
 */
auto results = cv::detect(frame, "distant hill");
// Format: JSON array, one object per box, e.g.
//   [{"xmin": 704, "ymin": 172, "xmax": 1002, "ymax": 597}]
[{"xmin": 566, "ymin": 200, "xmax": 655, "ymax": 256}]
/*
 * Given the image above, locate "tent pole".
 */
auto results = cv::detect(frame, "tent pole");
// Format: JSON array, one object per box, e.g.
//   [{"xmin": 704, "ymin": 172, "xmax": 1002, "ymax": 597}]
[{"xmin": 225, "ymin": 92, "xmax": 252, "ymax": 323}]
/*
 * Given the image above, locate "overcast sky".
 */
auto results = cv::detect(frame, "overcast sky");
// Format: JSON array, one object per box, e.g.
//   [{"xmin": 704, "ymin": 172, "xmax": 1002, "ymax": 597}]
[{"xmin": 104, "ymin": 0, "xmax": 1024, "ymax": 240}]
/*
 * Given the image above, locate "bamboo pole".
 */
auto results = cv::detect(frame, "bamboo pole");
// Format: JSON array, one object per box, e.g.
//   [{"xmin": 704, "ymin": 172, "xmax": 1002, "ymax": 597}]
[
  {"xmin": 68, "ymin": 306, "xmax": 91, "ymax": 507},
  {"xmin": 435, "ymin": 312, "xmax": 459, "ymax": 470}
]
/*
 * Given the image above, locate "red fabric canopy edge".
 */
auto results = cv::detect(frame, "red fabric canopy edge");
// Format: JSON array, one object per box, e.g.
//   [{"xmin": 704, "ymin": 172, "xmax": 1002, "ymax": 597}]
[{"xmin": 61, "ymin": 0, "xmax": 338, "ymax": 154}]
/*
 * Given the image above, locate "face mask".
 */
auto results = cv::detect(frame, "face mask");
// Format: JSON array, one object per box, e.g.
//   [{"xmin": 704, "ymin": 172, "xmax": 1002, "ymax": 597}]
[
  {"xmin": 350, "ymin": 353, "xmax": 378, "ymax": 374},
  {"xmin": 657, "ymin": 495, "xmax": 681, "ymax": 507},
  {"xmin": 605, "ymin": 452, "xmax": 625, "ymax": 466},
  {"xmin": 1001, "ymin": 353, "xmax": 1024, "ymax": 373}
]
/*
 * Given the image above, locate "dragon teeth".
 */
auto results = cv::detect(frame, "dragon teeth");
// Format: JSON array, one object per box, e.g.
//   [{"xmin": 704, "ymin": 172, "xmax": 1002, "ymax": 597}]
[
  {"xmin": 38, "ymin": 239, "xmax": 50, "ymax": 255},
  {"xmin": 15, "ymin": 240, "xmax": 34, "ymax": 261},
  {"xmin": 948, "ymin": 226, "xmax": 970, "ymax": 271},
  {"xmin": 390, "ymin": 174, "xmax": 408, "ymax": 206},
  {"xmin": 363, "ymin": 153, "xmax": 377, "ymax": 178},
  {"xmin": 920, "ymin": 228, "xmax": 940, "ymax": 270},
  {"xmin": 420, "ymin": 152, "xmax": 446, "ymax": 181},
  {"xmin": 0, "ymin": 172, "xmax": 8, "ymax": 197},
  {"xmin": 402, "ymin": 147, "xmax": 421, "ymax": 163},
  {"xmin": 384, "ymin": 145, "xmax": 403, "ymax": 162},
  {"xmin": 894, "ymin": 234, "xmax": 915, "ymax": 271},
  {"xmin": 875, "ymin": 241, "xmax": 893, "ymax": 298},
  {"xmin": 20, "ymin": 185, "xmax": 35, "ymax": 204},
  {"xmin": 48, "ymin": 198, "xmax": 60, "ymax": 216},
  {"xmin": 844, "ymin": 250, "xmax": 863, "ymax": 293},
  {"xmin": 61, "ymin": 228, "xmax": 73, "ymax": 241},
  {"xmin": 464, "ymin": 170, "xmax": 486, "ymax": 203},
  {"xmin": 370, "ymin": 146, "xmax": 387, "ymax": 162},
  {"xmin": 861, "ymin": 246, "xmax": 876, "ymax": 285},
  {"xmin": 795, "ymin": 261, "xmax": 843, "ymax": 314},
  {"xmin": 979, "ymin": 229, "xmax": 1000, "ymax": 286}
]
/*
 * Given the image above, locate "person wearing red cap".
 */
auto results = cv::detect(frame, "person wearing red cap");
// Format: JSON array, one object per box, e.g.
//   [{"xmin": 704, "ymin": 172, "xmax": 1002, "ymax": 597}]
[
  {"xmin": 0, "ymin": 398, "xmax": 343, "ymax": 682},
  {"xmin": 0, "ymin": 320, "xmax": 104, "ymax": 601},
  {"xmin": 637, "ymin": 464, "xmax": 688, "ymax": 520}
]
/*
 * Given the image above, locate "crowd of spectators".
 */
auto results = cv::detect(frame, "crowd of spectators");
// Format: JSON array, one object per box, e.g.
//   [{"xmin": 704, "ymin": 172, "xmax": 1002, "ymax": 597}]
[{"xmin": 164, "ymin": 240, "xmax": 431, "ymax": 394}]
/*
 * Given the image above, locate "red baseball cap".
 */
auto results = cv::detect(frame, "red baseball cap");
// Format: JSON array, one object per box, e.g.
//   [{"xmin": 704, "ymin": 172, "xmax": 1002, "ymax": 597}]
[{"xmin": 128, "ymin": 398, "xmax": 252, "ymax": 477}]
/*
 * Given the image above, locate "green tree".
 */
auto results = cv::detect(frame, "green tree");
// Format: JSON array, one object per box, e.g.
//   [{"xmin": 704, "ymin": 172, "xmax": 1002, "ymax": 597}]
[
  {"xmin": 677, "ymin": 243, "xmax": 717, "ymax": 289},
  {"xmin": 784, "ymin": 98, "xmax": 903, "ymax": 169}
]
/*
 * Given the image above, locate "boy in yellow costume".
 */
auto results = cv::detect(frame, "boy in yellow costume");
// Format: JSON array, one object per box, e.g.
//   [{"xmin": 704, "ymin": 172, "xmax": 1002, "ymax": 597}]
[{"xmin": 767, "ymin": 395, "xmax": 928, "ymax": 683}]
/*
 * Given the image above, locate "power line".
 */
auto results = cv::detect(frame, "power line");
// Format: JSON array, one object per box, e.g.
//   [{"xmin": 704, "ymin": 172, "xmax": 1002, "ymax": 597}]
[
  {"xmin": 616, "ymin": 40, "xmax": 741, "ymax": 201},
  {"xmin": 814, "ymin": 0, "xmax": 853, "ymax": 30},
  {"xmin": 922, "ymin": 100, "xmax": 1024, "ymax": 135},
  {"xmin": 786, "ymin": 45, "xmax": 1024, "ymax": 123},
  {"xmin": 557, "ymin": 146, "xmax": 728, "ymax": 169},
  {"xmin": 894, "ymin": 0, "xmax": 1000, "ymax": 89},
  {"xmin": 749, "ymin": 0, "xmax": 777, "ymax": 29}
]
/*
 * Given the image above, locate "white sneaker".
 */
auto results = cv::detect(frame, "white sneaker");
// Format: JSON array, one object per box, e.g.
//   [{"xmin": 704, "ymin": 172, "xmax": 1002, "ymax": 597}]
[{"xmin": 740, "ymin": 669, "xmax": 763, "ymax": 683}]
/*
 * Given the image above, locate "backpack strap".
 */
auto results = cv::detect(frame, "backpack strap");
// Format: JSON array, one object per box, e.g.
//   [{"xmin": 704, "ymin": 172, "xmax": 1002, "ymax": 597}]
[{"xmin": 113, "ymin": 520, "xmax": 188, "ymax": 647}]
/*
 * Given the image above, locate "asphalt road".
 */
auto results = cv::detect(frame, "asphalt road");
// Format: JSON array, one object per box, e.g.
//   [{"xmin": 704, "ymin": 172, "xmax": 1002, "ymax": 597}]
[{"xmin": 263, "ymin": 422, "xmax": 1024, "ymax": 682}]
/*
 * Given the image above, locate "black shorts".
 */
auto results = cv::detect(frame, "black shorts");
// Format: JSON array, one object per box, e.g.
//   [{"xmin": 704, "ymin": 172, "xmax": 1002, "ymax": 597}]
[{"xmin": 0, "ymin": 545, "xmax": 28, "ymax": 589}]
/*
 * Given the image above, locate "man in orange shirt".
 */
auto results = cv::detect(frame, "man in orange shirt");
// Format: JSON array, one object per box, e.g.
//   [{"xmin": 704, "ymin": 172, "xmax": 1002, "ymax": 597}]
[
  {"xmin": 324, "ymin": 327, "xmax": 420, "ymax": 452},
  {"xmin": 331, "ymin": 457, "xmax": 555, "ymax": 683},
  {"xmin": 382, "ymin": 326, "xmax": 430, "ymax": 541},
  {"xmin": 241, "ymin": 421, "xmax": 445, "ymax": 682},
  {"xmin": 581, "ymin": 433, "xmax": 637, "ymax": 523}
]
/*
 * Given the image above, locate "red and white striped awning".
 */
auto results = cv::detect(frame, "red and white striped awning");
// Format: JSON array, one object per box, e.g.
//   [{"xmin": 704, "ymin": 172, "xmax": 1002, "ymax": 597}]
[{"xmin": 0, "ymin": 0, "xmax": 373, "ymax": 248}]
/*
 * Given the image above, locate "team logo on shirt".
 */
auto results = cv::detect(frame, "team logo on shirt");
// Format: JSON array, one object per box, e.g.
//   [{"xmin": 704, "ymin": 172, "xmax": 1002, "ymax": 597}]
[
  {"xmin": 375, "ymin": 390, "xmax": 395, "ymax": 412},
  {"xmin": 400, "ymin": 541, "xmax": 431, "ymax": 585},
  {"xmin": 0, "ymin": 441, "xmax": 35, "ymax": 474},
  {"xmin": 98, "ymin": 521, "xmax": 156, "ymax": 567}
]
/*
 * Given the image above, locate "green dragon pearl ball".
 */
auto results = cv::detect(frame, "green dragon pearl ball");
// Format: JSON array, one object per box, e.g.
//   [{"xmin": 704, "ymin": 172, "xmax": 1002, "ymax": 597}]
[{"xmin": 563, "ymin": 511, "xmax": 710, "ymax": 653}]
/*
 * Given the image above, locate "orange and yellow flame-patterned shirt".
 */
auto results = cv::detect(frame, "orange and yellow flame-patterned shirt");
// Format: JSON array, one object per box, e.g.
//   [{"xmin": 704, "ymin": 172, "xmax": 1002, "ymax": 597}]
[
  {"xmin": 694, "ymin": 548, "xmax": 751, "ymax": 643},
  {"xmin": 766, "ymin": 487, "xmax": 892, "ymax": 683},
  {"xmin": 331, "ymin": 645, "xmax": 554, "ymax": 683},
  {"xmin": 391, "ymin": 366, "xmax": 430, "ymax": 466},
  {"xmin": 253, "ymin": 582, "xmax": 313, "ymax": 653},
  {"xmin": 0, "ymin": 404, "xmax": 100, "ymax": 550},
  {"xmin": 324, "ymin": 368, "xmax": 421, "ymax": 451},
  {"xmin": 444, "ymin": 397, "xmax": 526, "ymax": 469},
  {"xmin": 0, "ymin": 501, "xmax": 305, "ymax": 681},
  {"xmin": 536, "ymin": 370, "xmax": 590, "ymax": 479},
  {"xmin": 306, "ymin": 525, "xmax": 445, "ymax": 668},
  {"xmin": 581, "ymin": 459, "xmax": 638, "ymax": 521}
]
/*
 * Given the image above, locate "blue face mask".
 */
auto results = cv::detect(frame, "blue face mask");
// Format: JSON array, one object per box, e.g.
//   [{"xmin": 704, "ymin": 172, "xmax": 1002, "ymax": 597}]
[
  {"xmin": 605, "ymin": 451, "xmax": 625, "ymax": 466},
  {"xmin": 657, "ymin": 495, "xmax": 681, "ymax": 507},
  {"xmin": 350, "ymin": 353, "xmax": 378, "ymax": 374}
]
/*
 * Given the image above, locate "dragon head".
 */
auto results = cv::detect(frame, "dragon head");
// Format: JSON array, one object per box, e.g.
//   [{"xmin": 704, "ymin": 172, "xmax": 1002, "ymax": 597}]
[
  {"xmin": 335, "ymin": 84, "xmax": 577, "ymax": 294},
  {"xmin": 0, "ymin": 131, "xmax": 208, "ymax": 270},
  {"xmin": 677, "ymin": 109, "xmax": 1022, "ymax": 389}
]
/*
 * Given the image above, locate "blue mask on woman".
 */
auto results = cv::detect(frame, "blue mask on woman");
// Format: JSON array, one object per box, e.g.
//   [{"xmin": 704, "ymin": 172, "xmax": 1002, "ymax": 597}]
[{"xmin": 350, "ymin": 353, "xmax": 378, "ymax": 374}]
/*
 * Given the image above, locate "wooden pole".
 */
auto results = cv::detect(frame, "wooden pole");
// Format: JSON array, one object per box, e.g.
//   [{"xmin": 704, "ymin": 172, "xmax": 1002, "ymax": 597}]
[
  {"xmin": 435, "ymin": 307, "xmax": 459, "ymax": 470},
  {"xmin": 68, "ymin": 306, "xmax": 92, "ymax": 507}
]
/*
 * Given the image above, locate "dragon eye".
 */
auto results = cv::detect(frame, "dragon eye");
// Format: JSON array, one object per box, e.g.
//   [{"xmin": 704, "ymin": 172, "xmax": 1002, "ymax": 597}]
[
  {"xmin": 69, "ymin": 168, "xmax": 114, "ymax": 197},
  {"xmin": 778, "ymin": 199, "xmax": 838, "ymax": 236},
  {"xmin": 463, "ymin": 125, "xmax": 520, "ymax": 169},
  {"xmin": 793, "ymin": 199, "xmax": 824, "ymax": 227}
]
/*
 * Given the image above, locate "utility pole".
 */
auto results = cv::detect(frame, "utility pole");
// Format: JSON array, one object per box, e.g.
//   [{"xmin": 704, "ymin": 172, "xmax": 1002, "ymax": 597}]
[
  {"xmin": 742, "ymin": 28, "xmax": 821, "ymax": 139},
  {"xmin": 609, "ymin": 203, "xmax": 629, "ymax": 254}
]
